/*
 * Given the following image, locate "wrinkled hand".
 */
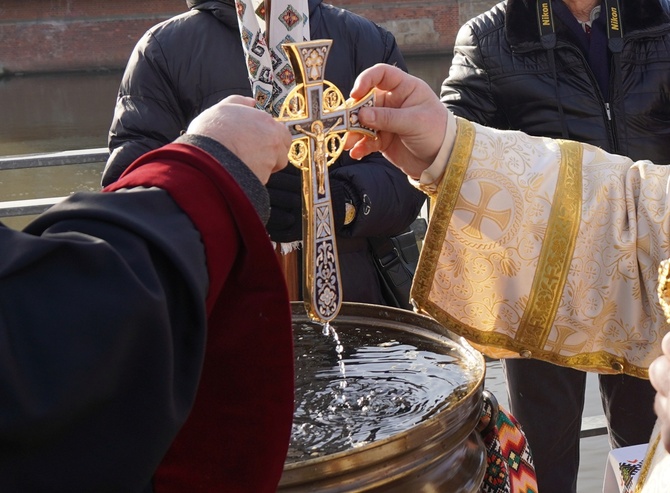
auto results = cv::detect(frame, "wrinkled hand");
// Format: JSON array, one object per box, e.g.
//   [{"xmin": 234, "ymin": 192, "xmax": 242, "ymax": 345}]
[
  {"xmin": 345, "ymin": 63, "xmax": 449, "ymax": 180},
  {"xmin": 266, "ymin": 165, "xmax": 303, "ymax": 243},
  {"xmin": 650, "ymin": 331, "xmax": 670, "ymax": 453},
  {"xmin": 186, "ymin": 95, "xmax": 291, "ymax": 184}
]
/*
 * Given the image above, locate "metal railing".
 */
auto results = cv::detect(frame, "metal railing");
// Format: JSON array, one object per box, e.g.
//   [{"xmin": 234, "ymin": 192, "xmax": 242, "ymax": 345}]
[
  {"xmin": 0, "ymin": 147, "xmax": 609, "ymax": 440},
  {"xmin": 581, "ymin": 415, "xmax": 608, "ymax": 438},
  {"xmin": 0, "ymin": 147, "xmax": 108, "ymax": 217}
]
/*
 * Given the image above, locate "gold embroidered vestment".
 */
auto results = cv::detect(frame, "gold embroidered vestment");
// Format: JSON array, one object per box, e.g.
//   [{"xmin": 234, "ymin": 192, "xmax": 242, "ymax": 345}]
[{"xmin": 412, "ymin": 118, "xmax": 670, "ymax": 378}]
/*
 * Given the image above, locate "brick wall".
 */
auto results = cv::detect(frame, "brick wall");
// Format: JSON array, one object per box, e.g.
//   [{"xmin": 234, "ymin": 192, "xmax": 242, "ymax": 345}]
[
  {"xmin": 458, "ymin": 0, "xmax": 502, "ymax": 25},
  {"xmin": 0, "ymin": 0, "xmax": 185, "ymax": 75},
  {"xmin": 331, "ymin": 0, "xmax": 499, "ymax": 54},
  {"xmin": 330, "ymin": 0, "xmax": 461, "ymax": 55},
  {"xmin": 0, "ymin": 0, "xmax": 499, "ymax": 75}
]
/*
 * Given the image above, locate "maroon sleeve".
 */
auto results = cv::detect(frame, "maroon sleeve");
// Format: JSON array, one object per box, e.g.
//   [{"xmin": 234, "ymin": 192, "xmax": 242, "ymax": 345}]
[{"xmin": 108, "ymin": 143, "xmax": 295, "ymax": 493}]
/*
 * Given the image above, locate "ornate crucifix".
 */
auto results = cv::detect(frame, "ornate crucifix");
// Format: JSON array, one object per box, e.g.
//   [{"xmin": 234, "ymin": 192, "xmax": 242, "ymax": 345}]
[{"xmin": 276, "ymin": 39, "xmax": 375, "ymax": 323}]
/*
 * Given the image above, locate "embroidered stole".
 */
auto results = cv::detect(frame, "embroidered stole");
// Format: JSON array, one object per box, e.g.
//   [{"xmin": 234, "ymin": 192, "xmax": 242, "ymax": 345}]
[{"xmin": 234, "ymin": 0, "xmax": 310, "ymax": 116}]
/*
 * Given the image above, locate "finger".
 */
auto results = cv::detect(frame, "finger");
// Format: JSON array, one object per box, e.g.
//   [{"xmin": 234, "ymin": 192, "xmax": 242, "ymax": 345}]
[
  {"xmin": 654, "ymin": 394, "xmax": 670, "ymax": 447},
  {"xmin": 220, "ymin": 95, "xmax": 257, "ymax": 107},
  {"xmin": 343, "ymin": 131, "xmax": 364, "ymax": 151},
  {"xmin": 272, "ymin": 136, "xmax": 291, "ymax": 172},
  {"xmin": 663, "ymin": 429, "xmax": 670, "ymax": 454},
  {"xmin": 347, "ymin": 135, "xmax": 383, "ymax": 161},
  {"xmin": 655, "ymin": 390, "xmax": 666, "ymax": 409},
  {"xmin": 662, "ymin": 331, "xmax": 670, "ymax": 354},
  {"xmin": 351, "ymin": 63, "xmax": 408, "ymax": 101},
  {"xmin": 650, "ymin": 355, "xmax": 670, "ymax": 394},
  {"xmin": 357, "ymin": 105, "xmax": 416, "ymax": 136},
  {"xmin": 660, "ymin": 409, "xmax": 670, "ymax": 453},
  {"xmin": 277, "ymin": 126, "xmax": 293, "ymax": 171}
]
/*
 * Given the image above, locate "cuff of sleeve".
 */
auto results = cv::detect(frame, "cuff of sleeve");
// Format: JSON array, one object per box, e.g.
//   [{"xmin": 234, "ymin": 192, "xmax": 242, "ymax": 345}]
[
  {"xmin": 408, "ymin": 110, "xmax": 457, "ymax": 196},
  {"xmin": 176, "ymin": 133, "xmax": 271, "ymax": 224}
]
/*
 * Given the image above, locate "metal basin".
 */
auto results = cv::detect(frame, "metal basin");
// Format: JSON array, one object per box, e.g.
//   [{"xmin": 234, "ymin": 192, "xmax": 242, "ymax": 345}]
[{"xmin": 280, "ymin": 302, "xmax": 487, "ymax": 493}]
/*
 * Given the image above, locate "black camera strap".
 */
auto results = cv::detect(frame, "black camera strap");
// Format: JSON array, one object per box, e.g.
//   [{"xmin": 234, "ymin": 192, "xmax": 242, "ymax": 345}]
[{"xmin": 536, "ymin": 0, "xmax": 622, "ymax": 51}]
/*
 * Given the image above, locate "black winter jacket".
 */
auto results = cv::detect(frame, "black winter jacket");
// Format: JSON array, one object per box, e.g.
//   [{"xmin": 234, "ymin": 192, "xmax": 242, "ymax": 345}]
[
  {"xmin": 441, "ymin": 0, "xmax": 670, "ymax": 163},
  {"xmin": 103, "ymin": 0, "xmax": 425, "ymax": 305}
]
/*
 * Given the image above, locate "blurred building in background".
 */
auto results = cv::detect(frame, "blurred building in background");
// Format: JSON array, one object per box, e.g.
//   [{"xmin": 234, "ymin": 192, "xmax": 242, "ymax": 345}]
[{"xmin": 0, "ymin": 0, "xmax": 498, "ymax": 76}]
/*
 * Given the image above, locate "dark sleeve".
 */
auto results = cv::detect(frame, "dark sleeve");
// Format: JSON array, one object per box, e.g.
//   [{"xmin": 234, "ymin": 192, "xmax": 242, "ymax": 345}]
[
  {"xmin": 353, "ymin": 19, "xmax": 408, "ymax": 72},
  {"xmin": 330, "ymin": 153, "xmax": 425, "ymax": 238},
  {"xmin": 0, "ymin": 140, "xmax": 266, "ymax": 491},
  {"xmin": 0, "ymin": 189, "xmax": 211, "ymax": 491},
  {"xmin": 440, "ymin": 22, "xmax": 505, "ymax": 128},
  {"xmin": 322, "ymin": 9, "xmax": 424, "ymax": 238},
  {"xmin": 102, "ymin": 30, "xmax": 188, "ymax": 186}
]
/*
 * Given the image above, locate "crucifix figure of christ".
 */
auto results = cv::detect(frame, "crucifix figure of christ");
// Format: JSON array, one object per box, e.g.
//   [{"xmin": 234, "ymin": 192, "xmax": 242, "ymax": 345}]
[{"xmin": 276, "ymin": 39, "xmax": 375, "ymax": 323}]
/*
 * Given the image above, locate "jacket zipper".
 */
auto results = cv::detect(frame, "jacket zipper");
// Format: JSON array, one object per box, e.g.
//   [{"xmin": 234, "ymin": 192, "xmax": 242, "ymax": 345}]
[
  {"xmin": 556, "ymin": 42, "xmax": 618, "ymax": 152},
  {"xmin": 517, "ymin": 39, "xmax": 619, "ymax": 151}
]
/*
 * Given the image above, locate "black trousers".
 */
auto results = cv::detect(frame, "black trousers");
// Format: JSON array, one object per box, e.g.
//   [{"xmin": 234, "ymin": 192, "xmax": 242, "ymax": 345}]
[{"xmin": 502, "ymin": 358, "xmax": 657, "ymax": 493}]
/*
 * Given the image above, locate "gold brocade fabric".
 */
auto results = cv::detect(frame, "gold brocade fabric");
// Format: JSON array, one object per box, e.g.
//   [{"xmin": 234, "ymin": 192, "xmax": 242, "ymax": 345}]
[
  {"xmin": 632, "ymin": 423, "xmax": 670, "ymax": 493},
  {"xmin": 411, "ymin": 118, "xmax": 670, "ymax": 377},
  {"xmin": 657, "ymin": 259, "xmax": 670, "ymax": 323}
]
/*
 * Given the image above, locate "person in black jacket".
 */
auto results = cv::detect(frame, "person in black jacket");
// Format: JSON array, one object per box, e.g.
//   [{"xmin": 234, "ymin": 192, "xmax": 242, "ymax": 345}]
[
  {"xmin": 440, "ymin": 1, "xmax": 670, "ymax": 492},
  {"xmin": 103, "ymin": 0, "xmax": 425, "ymax": 307}
]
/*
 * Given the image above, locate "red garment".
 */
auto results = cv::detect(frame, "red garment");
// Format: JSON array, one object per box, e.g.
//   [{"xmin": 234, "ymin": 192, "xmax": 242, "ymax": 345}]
[{"xmin": 107, "ymin": 143, "xmax": 295, "ymax": 492}]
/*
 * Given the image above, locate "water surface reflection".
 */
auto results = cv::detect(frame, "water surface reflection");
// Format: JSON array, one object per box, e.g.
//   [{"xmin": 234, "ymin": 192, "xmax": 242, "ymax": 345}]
[
  {"xmin": 0, "ymin": 71, "xmax": 121, "ymax": 155},
  {"xmin": 0, "ymin": 56, "xmax": 453, "ymax": 157},
  {"xmin": 0, "ymin": 71, "xmax": 121, "ymax": 228}
]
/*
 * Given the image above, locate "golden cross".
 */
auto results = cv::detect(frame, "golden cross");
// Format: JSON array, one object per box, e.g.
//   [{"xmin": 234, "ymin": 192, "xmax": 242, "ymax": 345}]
[
  {"xmin": 276, "ymin": 39, "xmax": 375, "ymax": 323},
  {"xmin": 455, "ymin": 182, "xmax": 512, "ymax": 240}
]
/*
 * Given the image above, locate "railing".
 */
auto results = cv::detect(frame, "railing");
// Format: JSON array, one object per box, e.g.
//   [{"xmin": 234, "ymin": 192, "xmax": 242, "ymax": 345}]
[
  {"xmin": 0, "ymin": 148, "xmax": 609, "ymax": 440},
  {"xmin": 582, "ymin": 414, "xmax": 608, "ymax": 438},
  {"xmin": 0, "ymin": 148, "xmax": 108, "ymax": 217}
]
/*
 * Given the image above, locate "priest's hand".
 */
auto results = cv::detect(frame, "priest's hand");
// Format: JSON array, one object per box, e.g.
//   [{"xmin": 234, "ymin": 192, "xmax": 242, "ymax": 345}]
[
  {"xmin": 650, "ymin": 331, "xmax": 670, "ymax": 453},
  {"xmin": 345, "ymin": 64, "xmax": 449, "ymax": 180},
  {"xmin": 186, "ymin": 95, "xmax": 291, "ymax": 184}
]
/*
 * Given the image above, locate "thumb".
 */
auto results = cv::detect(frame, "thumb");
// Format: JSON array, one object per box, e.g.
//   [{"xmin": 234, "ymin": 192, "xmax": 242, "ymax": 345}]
[{"xmin": 220, "ymin": 95, "xmax": 257, "ymax": 107}]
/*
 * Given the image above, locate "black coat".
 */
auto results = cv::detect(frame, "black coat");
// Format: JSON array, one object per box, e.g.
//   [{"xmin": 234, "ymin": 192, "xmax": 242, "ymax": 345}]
[
  {"xmin": 1, "ymin": 136, "xmax": 293, "ymax": 491},
  {"xmin": 441, "ymin": 0, "xmax": 670, "ymax": 163},
  {"xmin": 104, "ymin": 0, "xmax": 425, "ymax": 305}
]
